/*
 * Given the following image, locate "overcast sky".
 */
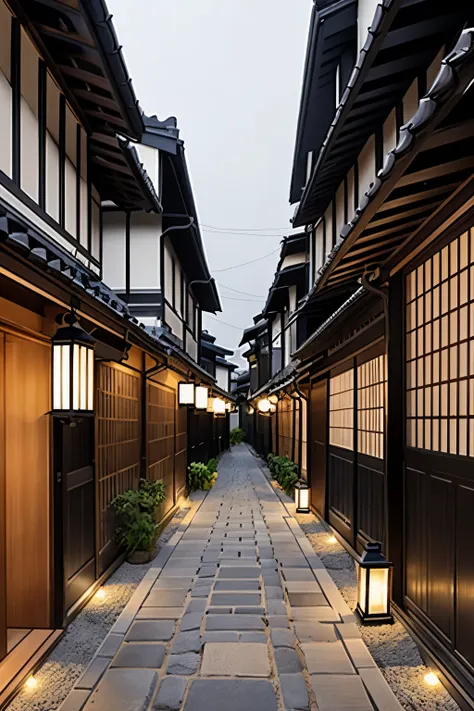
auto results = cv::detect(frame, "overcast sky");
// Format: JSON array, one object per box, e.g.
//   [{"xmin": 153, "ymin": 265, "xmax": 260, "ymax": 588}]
[{"xmin": 109, "ymin": 0, "xmax": 312, "ymax": 366}]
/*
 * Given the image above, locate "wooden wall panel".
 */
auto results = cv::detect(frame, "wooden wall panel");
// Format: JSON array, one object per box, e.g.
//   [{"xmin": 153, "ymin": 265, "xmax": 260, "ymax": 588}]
[
  {"xmin": 357, "ymin": 460, "xmax": 384, "ymax": 546},
  {"xmin": 96, "ymin": 363, "xmax": 140, "ymax": 575},
  {"xmin": 0, "ymin": 333, "xmax": 5, "ymax": 659},
  {"xmin": 5, "ymin": 334, "xmax": 51, "ymax": 628},
  {"xmin": 175, "ymin": 403, "xmax": 187, "ymax": 500},
  {"xmin": 328, "ymin": 449, "xmax": 354, "ymax": 540},
  {"xmin": 278, "ymin": 397, "xmax": 293, "ymax": 459},
  {"xmin": 310, "ymin": 380, "xmax": 327, "ymax": 517},
  {"xmin": 147, "ymin": 381, "xmax": 175, "ymax": 518},
  {"xmin": 456, "ymin": 483, "xmax": 474, "ymax": 669}
]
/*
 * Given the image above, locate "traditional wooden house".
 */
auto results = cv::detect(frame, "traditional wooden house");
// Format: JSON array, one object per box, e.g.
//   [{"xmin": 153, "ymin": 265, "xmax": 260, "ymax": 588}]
[
  {"xmin": 0, "ymin": 0, "xmax": 232, "ymax": 704},
  {"xmin": 244, "ymin": 0, "xmax": 474, "ymax": 705}
]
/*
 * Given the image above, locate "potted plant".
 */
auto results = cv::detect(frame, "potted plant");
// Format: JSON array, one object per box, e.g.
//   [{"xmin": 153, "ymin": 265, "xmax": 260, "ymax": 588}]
[
  {"xmin": 111, "ymin": 479, "xmax": 166, "ymax": 563},
  {"xmin": 230, "ymin": 427, "xmax": 245, "ymax": 445}
]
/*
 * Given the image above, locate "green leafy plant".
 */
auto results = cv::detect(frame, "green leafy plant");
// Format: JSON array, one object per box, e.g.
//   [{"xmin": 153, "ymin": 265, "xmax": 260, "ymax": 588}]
[
  {"xmin": 230, "ymin": 427, "xmax": 246, "ymax": 446},
  {"xmin": 266, "ymin": 454, "xmax": 299, "ymax": 496},
  {"xmin": 207, "ymin": 458, "xmax": 218, "ymax": 474},
  {"xmin": 111, "ymin": 479, "xmax": 166, "ymax": 554},
  {"xmin": 188, "ymin": 461, "xmax": 218, "ymax": 491}
]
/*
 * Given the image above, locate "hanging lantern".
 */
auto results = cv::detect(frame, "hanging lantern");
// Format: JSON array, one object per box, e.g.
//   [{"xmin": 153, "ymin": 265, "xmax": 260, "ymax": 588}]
[
  {"xmin": 52, "ymin": 312, "xmax": 95, "ymax": 415},
  {"xmin": 294, "ymin": 480, "xmax": 310, "ymax": 513},
  {"xmin": 195, "ymin": 385, "xmax": 209, "ymax": 410},
  {"xmin": 178, "ymin": 382, "xmax": 195, "ymax": 406},
  {"xmin": 225, "ymin": 402, "xmax": 231, "ymax": 412},
  {"xmin": 212, "ymin": 397, "xmax": 226, "ymax": 417},
  {"xmin": 257, "ymin": 398, "xmax": 271, "ymax": 414},
  {"xmin": 268, "ymin": 394, "xmax": 278, "ymax": 405},
  {"xmin": 248, "ymin": 406, "xmax": 255, "ymax": 415},
  {"xmin": 356, "ymin": 542, "xmax": 393, "ymax": 624}
]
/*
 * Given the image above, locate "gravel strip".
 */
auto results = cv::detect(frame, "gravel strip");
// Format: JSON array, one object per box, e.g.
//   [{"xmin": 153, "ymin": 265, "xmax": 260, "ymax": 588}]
[
  {"xmin": 258, "ymin": 463, "xmax": 459, "ymax": 711},
  {"xmin": 6, "ymin": 504, "xmax": 191, "ymax": 711}
]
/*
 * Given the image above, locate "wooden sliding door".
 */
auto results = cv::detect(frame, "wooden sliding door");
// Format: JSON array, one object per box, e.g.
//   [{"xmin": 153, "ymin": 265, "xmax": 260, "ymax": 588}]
[
  {"xmin": 147, "ymin": 380, "xmax": 175, "ymax": 519},
  {"xmin": 309, "ymin": 379, "xmax": 327, "ymax": 517}
]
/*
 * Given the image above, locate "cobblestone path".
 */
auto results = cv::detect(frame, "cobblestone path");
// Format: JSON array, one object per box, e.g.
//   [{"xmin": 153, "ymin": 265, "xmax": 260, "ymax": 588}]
[{"xmin": 59, "ymin": 444, "xmax": 402, "ymax": 711}]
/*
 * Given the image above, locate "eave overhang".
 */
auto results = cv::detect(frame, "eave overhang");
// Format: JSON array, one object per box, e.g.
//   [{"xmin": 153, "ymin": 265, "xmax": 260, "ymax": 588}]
[
  {"xmin": 239, "ymin": 319, "xmax": 268, "ymax": 347},
  {"xmin": 294, "ymin": 0, "xmax": 468, "ymax": 227},
  {"xmin": 215, "ymin": 356, "xmax": 238, "ymax": 370},
  {"xmin": 313, "ymin": 26, "xmax": 474, "ymax": 295},
  {"xmin": 201, "ymin": 341, "xmax": 234, "ymax": 358}
]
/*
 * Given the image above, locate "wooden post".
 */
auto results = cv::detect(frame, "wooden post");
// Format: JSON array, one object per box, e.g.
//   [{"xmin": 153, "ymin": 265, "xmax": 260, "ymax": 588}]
[
  {"xmin": 386, "ymin": 273, "xmax": 404, "ymax": 604},
  {"xmin": 0, "ymin": 333, "xmax": 6, "ymax": 660}
]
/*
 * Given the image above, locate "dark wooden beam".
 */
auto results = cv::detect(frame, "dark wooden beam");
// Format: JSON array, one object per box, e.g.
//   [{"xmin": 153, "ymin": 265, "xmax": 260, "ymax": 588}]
[
  {"xmin": 378, "ymin": 182, "xmax": 460, "ymax": 212},
  {"xmin": 58, "ymin": 64, "xmax": 110, "ymax": 92}
]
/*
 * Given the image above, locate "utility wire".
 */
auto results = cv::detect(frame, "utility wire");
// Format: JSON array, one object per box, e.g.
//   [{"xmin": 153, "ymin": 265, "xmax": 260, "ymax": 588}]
[
  {"xmin": 206, "ymin": 315, "xmax": 246, "ymax": 331},
  {"xmin": 213, "ymin": 248, "xmax": 280, "ymax": 273},
  {"xmin": 221, "ymin": 295, "xmax": 264, "ymax": 303},
  {"xmin": 199, "ymin": 222, "xmax": 291, "ymax": 232},
  {"xmin": 217, "ymin": 282, "xmax": 267, "ymax": 298}
]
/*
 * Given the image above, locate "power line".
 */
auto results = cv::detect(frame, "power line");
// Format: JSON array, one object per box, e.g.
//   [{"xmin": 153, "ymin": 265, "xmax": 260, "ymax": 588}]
[
  {"xmin": 206, "ymin": 315, "xmax": 246, "ymax": 331},
  {"xmin": 202, "ymin": 228, "xmax": 287, "ymax": 238},
  {"xmin": 217, "ymin": 282, "xmax": 267, "ymax": 298},
  {"xmin": 200, "ymin": 222, "xmax": 291, "ymax": 232},
  {"xmin": 221, "ymin": 295, "xmax": 264, "ymax": 303},
  {"xmin": 213, "ymin": 248, "xmax": 280, "ymax": 273}
]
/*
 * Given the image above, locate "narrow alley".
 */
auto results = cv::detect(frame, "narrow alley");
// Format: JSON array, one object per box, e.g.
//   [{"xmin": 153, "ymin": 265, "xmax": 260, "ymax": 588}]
[{"xmin": 60, "ymin": 445, "xmax": 401, "ymax": 711}]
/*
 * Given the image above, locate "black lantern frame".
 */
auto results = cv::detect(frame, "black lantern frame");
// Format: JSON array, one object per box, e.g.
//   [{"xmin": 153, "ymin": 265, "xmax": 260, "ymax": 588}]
[
  {"xmin": 52, "ymin": 312, "xmax": 95, "ymax": 419},
  {"xmin": 356, "ymin": 542, "xmax": 393, "ymax": 624},
  {"xmin": 294, "ymin": 480, "xmax": 310, "ymax": 513}
]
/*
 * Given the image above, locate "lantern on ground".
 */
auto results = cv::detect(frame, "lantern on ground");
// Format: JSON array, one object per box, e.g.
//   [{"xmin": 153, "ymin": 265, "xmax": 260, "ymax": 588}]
[
  {"xmin": 294, "ymin": 480, "xmax": 310, "ymax": 513},
  {"xmin": 356, "ymin": 542, "xmax": 393, "ymax": 624},
  {"xmin": 257, "ymin": 398, "xmax": 271, "ymax": 414},
  {"xmin": 52, "ymin": 312, "xmax": 95, "ymax": 415},
  {"xmin": 195, "ymin": 385, "xmax": 208, "ymax": 410},
  {"xmin": 212, "ymin": 397, "xmax": 226, "ymax": 417},
  {"xmin": 178, "ymin": 382, "xmax": 195, "ymax": 406}
]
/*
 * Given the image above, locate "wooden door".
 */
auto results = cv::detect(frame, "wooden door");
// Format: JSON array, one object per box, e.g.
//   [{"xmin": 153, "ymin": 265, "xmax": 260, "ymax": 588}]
[
  {"xmin": 54, "ymin": 417, "xmax": 95, "ymax": 619},
  {"xmin": 310, "ymin": 380, "xmax": 327, "ymax": 517},
  {"xmin": 0, "ymin": 333, "xmax": 5, "ymax": 661}
]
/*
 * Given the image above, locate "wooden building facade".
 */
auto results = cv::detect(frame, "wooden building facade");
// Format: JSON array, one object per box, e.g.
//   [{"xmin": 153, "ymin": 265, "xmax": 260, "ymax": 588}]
[
  {"xmin": 0, "ymin": 0, "xmax": 232, "ymax": 706},
  {"xmin": 242, "ymin": 1, "xmax": 474, "ymax": 707}
]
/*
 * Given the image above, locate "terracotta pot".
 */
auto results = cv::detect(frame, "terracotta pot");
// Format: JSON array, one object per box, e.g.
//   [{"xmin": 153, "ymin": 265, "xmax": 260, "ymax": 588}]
[{"xmin": 127, "ymin": 550, "xmax": 155, "ymax": 564}]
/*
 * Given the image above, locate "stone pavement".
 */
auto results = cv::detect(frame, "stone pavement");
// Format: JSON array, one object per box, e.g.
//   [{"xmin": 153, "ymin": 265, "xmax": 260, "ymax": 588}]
[{"xmin": 59, "ymin": 444, "xmax": 403, "ymax": 711}]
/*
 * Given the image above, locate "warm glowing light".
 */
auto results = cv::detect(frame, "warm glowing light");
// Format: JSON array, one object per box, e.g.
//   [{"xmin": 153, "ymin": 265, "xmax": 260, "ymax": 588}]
[
  {"xmin": 424, "ymin": 672, "xmax": 439, "ymax": 687},
  {"xmin": 212, "ymin": 398, "xmax": 226, "ymax": 416},
  {"xmin": 178, "ymin": 382, "xmax": 195, "ymax": 405},
  {"xmin": 248, "ymin": 406, "xmax": 255, "ymax": 415},
  {"xmin": 257, "ymin": 398, "xmax": 271, "ymax": 413},
  {"xmin": 356, "ymin": 542, "xmax": 393, "ymax": 623},
  {"xmin": 52, "ymin": 315, "xmax": 95, "ymax": 413},
  {"xmin": 25, "ymin": 677, "xmax": 37, "ymax": 690},
  {"xmin": 328, "ymin": 535, "xmax": 337, "ymax": 544},
  {"xmin": 95, "ymin": 588, "xmax": 106, "ymax": 601},
  {"xmin": 195, "ymin": 386, "xmax": 208, "ymax": 410},
  {"xmin": 268, "ymin": 394, "xmax": 278, "ymax": 405},
  {"xmin": 294, "ymin": 482, "xmax": 310, "ymax": 513}
]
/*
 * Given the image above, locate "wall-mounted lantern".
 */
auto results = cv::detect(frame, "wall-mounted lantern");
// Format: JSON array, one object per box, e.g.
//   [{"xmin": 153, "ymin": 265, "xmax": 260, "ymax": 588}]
[
  {"xmin": 178, "ymin": 382, "xmax": 195, "ymax": 406},
  {"xmin": 52, "ymin": 312, "xmax": 95, "ymax": 416},
  {"xmin": 294, "ymin": 480, "xmax": 310, "ymax": 513},
  {"xmin": 195, "ymin": 385, "xmax": 209, "ymax": 410},
  {"xmin": 356, "ymin": 542, "xmax": 393, "ymax": 624},
  {"xmin": 268, "ymin": 394, "xmax": 278, "ymax": 405},
  {"xmin": 257, "ymin": 398, "xmax": 271, "ymax": 414},
  {"xmin": 212, "ymin": 397, "xmax": 226, "ymax": 417},
  {"xmin": 248, "ymin": 406, "xmax": 255, "ymax": 415}
]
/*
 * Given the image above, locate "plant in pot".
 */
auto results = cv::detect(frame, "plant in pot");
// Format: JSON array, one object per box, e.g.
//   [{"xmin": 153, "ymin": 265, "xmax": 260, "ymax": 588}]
[
  {"xmin": 230, "ymin": 427, "xmax": 245, "ymax": 445},
  {"xmin": 188, "ymin": 460, "xmax": 218, "ymax": 491},
  {"xmin": 111, "ymin": 479, "xmax": 166, "ymax": 564}
]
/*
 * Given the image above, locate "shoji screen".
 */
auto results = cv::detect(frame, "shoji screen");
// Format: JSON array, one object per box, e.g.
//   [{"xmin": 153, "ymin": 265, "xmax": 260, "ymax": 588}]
[
  {"xmin": 357, "ymin": 355, "xmax": 385, "ymax": 459},
  {"xmin": 406, "ymin": 229, "xmax": 472, "ymax": 455},
  {"xmin": 329, "ymin": 369, "xmax": 354, "ymax": 450}
]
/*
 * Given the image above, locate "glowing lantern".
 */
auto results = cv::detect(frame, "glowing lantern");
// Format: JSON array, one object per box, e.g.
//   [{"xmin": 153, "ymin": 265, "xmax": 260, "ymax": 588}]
[
  {"xmin": 294, "ymin": 480, "xmax": 310, "ymax": 513},
  {"xmin": 195, "ymin": 385, "xmax": 209, "ymax": 410},
  {"xmin": 52, "ymin": 312, "xmax": 95, "ymax": 415},
  {"xmin": 178, "ymin": 382, "xmax": 195, "ymax": 406},
  {"xmin": 257, "ymin": 398, "xmax": 271, "ymax": 414},
  {"xmin": 213, "ymin": 398, "xmax": 226, "ymax": 417},
  {"xmin": 356, "ymin": 542, "xmax": 393, "ymax": 624}
]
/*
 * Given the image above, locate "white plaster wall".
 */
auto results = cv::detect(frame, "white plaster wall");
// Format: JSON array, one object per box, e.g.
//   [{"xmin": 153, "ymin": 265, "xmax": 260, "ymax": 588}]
[
  {"xmin": 324, "ymin": 204, "xmax": 333, "ymax": 258},
  {"xmin": 272, "ymin": 314, "xmax": 282, "ymax": 348},
  {"xmin": 427, "ymin": 46, "xmax": 445, "ymax": 88},
  {"xmin": 0, "ymin": 72, "xmax": 12, "ymax": 177},
  {"xmin": 383, "ymin": 108, "xmax": 398, "ymax": 156},
  {"xmin": 102, "ymin": 211, "xmax": 126, "ymax": 290},
  {"xmin": 280, "ymin": 252, "xmax": 306, "ymax": 270},
  {"xmin": 187, "ymin": 334, "xmax": 198, "ymax": 362},
  {"xmin": 403, "ymin": 79, "xmax": 418, "ymax": 125},
  {"xmin": 315, "ymin": 221, "xmax": 324, "ymax": 277},
  {"xmin": 130, "ymin": 211, "xmax": 161, "ymax": 290},
  {"xmin": 358, "ymin": 0, "xmax": 379, "ymax": 54},
  {"xmin": 20, "ymin": 30, "xmax": 39, "ymax": 201},
  {"xmin": 65, "ymin": 157, "xmax": 77, "ymax": 239},
  {"xmin": 347, "ymin": 167, "xmax": 355, "ymax": 215},
  {"xmin": 91, "ymin": 199, "xmax": 100, "ymax": 261},
  {"xmin": 335, "ymin": 181, "xmax": 346, "ymax": 242},
  {"xmin": 136, "ymin": 143, "xmax": 160, "ymax": 196},
  {"xmin": 163, "ymin": 237, "xmax": 174, "ymax": 304},
  {"xmin": 216, "ymin": 364, "xmax": 229, "ymax": 391},
  {"xmin": 165, "ymin": 303, "xmax": 183, "ymax": 341},
  {"xmin": 358, "ymin": 134, "xmax": 376, "ymax": 199}
]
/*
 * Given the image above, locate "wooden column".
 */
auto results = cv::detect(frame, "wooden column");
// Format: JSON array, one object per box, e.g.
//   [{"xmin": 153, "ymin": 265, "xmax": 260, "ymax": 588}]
[
  {"xmin": 386, "ymin": 273, "xmax": 404, "ymax": 604},
  {"xmin": 0, "ymin": 333, "xmax": 6, "ymax": 660}
]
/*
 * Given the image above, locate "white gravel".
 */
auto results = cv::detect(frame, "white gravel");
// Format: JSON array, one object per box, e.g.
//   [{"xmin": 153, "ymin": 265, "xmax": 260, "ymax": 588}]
[{"xmin": 6, "ymin": 504, "xmax": 191, "ymax": 711}]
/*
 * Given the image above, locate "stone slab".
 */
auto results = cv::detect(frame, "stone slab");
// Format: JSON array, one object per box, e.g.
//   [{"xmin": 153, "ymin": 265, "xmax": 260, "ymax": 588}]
[
  {"xmin": 279, "ymin": 673, "xmax": 309, "ymax": 711},
  {"xmin": 180, "ymin": 612, "xmax": 204, "ymax": 631},
  {"xmin": 294, "ymin": 621, "xmax": 337, "ymax": 643},
  {"xmin": 205, "ymin": 614, "xmax": 265, "ymax": 631},
  {"xmin": 112, "ymin": 643, "xmax": 166, "ymax": 668},
  {"xmin": 301, "ymin": 641, "xmax": 355, "ymax": 675},
  {"xmin": 240, "ymin": 632, "xmax": 267, "ymax": 643},
  {"xmin": 126, "ymin": 621, "xmax": 175, "ymax": 642},
  {"xmin": 281, "ymin": 569, "xmax": 316, "ymax": 582},
  {"xmin": 97, "ymin": 633, "xmax": 124, "ymax": 658},
  {"xmin": 185, "ymin": 599, "xmax": 207, "ymax": 613},
  {"xmin": 358, "ymin": 668, "xmax": 404, "ymax": 711},
  {"xmin": 136, "ymin": 607, "xmax": 182, "ymax": 620},
  {"xmin": 76, "ymin": 657, "xmax": 110, "ymax": 690},
  {"xmin": 274, "ymin": 647, "xmax": 303, "ymax": 674},
  {"xmin": 171, "ymin": 631, "xmax": 202, "ymax": 654},
  {"xmin": 59, "ymin": 689, "xmax": 91, "ymax": 711},
  {"xmin": 218, "ymin": 567, "xmax": 260, "ymax": 579},
  {"xmin": 167, "ymin": 652, "xmax": 200, "ymax": 675},
  {"xmin": 214, "ymin": 580, "xmax": 260, "ymax": 591},
  {"xmin": 201, "ymin": 643, "xmax": 271, "ymax": 677},
  {"xmin": 288, "ymin": 592, "xmax": 328, "ymax": 607},
  {"xmin": 267, "ymin": 615, "xmax": 290, "ymax": 628},
  {"xmin": 270, "ymin": 628, "xmax": 297, "ymax": 648},
  {"xmin": 152, "ymin": 676, "xmax": 186, "ymax": 710},
  {"xmin": 343, "ymin": 638, "xmax": 376, "ymax": 669},
  {"xmin": 310, "ymin": 674, "xmax": 373, "ymax": 711},
  {"xmin": 210, "ymin": 593, "xmax": 261, "ymax": 606},
  {"xmin": 202, "ymin": 631, "xmax": 239, "ymax": 643},
  {"xmin": 144, "ymin": 591, "xmax": 188, "ymax": 607},
  {"xmin": 83, "ymin": 669, "xmax": 158, "ymax": 711},
  {"xmin": 290, "ymin": 607, "xmax": 340, "ymax": 622},
  {"xmin": 284, "ymin": 581, "xmax": 321, "ymax": 593},
  {"xmin": 265, "ymin": 586, "xmax": 284, "ymax": 600}
]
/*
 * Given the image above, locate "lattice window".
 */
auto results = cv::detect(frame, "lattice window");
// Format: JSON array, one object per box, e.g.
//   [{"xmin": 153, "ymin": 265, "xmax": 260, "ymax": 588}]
[
  {"xmin": 329, "ymin": 369, "xmax": 354, "ymax": 450},
  {"xmin": 278, "ymin": 396, "xmax": 293, "ymax": 458},
  {"xmin": 96, "ymin": 364, "xmax": 141, "ymax": 559},
  {"xmin": 406, "ymin": 229, "xmax": 473, "ymax": 455},
  {"xmin": 357, "ymin": 355, "xmax": 385, "ymax": 459},
  {"xmin": 148, "ymin": 381, "xmax": 175, "ymax": 515}
]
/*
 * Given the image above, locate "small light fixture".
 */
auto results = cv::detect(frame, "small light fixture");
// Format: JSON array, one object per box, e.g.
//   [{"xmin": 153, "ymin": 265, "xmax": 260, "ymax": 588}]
[
  {"xmin": 178, "ymin": 382, "xmax": 195, "ymax": 406},
  {"xmin": 327, "ymin": 535, "xmax": 337, "ymax": 544},
  {"xmin": 52, "ymin": 311, "xmax": 95, "ymax": 417},
  {"xmin": 424, "ymin": 672, "xmax": 440, "ymax": 687},
  {"xmin": 294, "ymin": 480, "xmax": 310, "ymax": 513},
  {"xmin": 195, "ymin": 385, "xmax": 208, "ymax": 410},
  {"xmin": 94, "ymin": 588, "xmax": 106, "ymax": 601},
  {"xmin": 212, "ymin": 397, "xmax": 226, "ymax": 417},
  {"xmin": 268, "ymin": 394, "xmax": 278, "ymax": 405},
  {"xmin": 356, "ymin": 542, "xmax": 393, "ymax": 624},
  {"xmin": 248, "ymin": 406, "xmax": 255, "ymax": 415},
  {"xmin": 225, "ymin": 402, "xmax": 231, "ymax": 412},
  {"xmin": 25, "ymin": 677, "xmax": 38, "ymax": 690},
  {"xmin": 257, "ymin": 398, "xmax": 271, "ymax": 414}
]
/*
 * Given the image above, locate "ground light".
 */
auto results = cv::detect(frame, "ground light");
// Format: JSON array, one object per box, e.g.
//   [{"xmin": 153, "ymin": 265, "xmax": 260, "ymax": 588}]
[
  {"xmin": 25, "ymin": 677, "xmax": 38, "ymax": 690},
  {"xmin": 424, "ymin": 672, "xmax": 440, "ymax": 687},
  {"xmin": 356, "ymin": 542, "xmax": 393, "ymax": 624},
  {"xmin": 327, "ymin": 535, "xmax": 337, "ymax": 544},
  {"xmin": 94, "ymin": 588, "xmax": 106, "ymax": 601},
  {"xmin": 294, "ymin": 481, "xmax": 310, "ymax": 513}
]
